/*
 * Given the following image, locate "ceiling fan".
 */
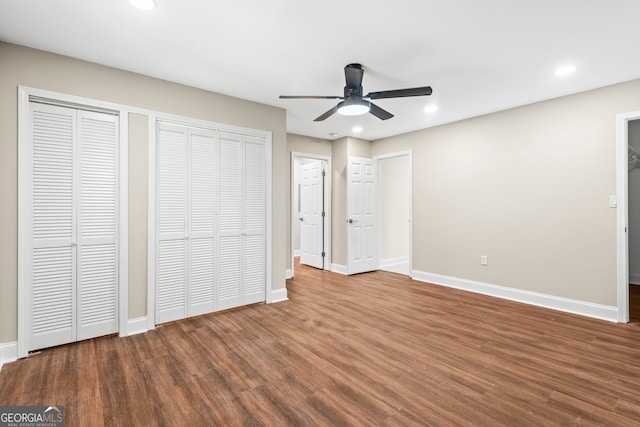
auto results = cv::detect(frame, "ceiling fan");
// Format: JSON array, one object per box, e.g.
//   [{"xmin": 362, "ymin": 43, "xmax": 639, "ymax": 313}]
[{"xmin": 279, "ymin": 63, "xmax": 432, "ymax": 121}]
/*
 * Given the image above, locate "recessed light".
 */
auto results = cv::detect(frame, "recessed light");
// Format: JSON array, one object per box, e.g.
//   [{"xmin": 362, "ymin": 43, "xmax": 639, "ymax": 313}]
[
  {"xmin": 129, "ymin": 0, "xmax": 157, "ymax": 10},
  {"xmin": 554, "ymin": 65, "xmax": 576, "ymax": 76},
  {"xmin": 352, "ymin": 126, "xmax": 363, "ymax": 133},
  {"xmin": 329, "ymin": 133, "xmax": 338, "ymax": 138},
  {"xmin": 424, "ymin": 105, "xmax": 439, "ymax": 113}
]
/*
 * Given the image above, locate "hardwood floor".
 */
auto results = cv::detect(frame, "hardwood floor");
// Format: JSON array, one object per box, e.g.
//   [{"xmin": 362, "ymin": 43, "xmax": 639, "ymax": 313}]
[{"xmin": 2, "ymin": 265, "xmax": 640, "ymax": 426}]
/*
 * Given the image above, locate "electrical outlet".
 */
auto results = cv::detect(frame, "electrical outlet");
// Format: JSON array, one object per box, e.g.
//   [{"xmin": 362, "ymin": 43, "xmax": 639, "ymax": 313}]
[{"xmin": 480, "ymin": 255, "xmax": 488, "ymax": 266}]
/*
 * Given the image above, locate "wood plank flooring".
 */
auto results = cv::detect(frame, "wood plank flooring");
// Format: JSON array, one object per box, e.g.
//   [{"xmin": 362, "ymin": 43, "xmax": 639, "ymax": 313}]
[{"xmin": 2, "ymin": 264, "xmax": 640, "ymax": 426}]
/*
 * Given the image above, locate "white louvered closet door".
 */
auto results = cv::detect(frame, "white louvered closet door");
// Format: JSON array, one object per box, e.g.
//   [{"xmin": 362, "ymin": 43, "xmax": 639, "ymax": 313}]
[
  {"xmin": 156, "ymin": 123, "xmax": 188, "ymax": 323},
  {"xmin": 156, "ymin": 123, "xmax": 217, "ymax": 323},
  {"xmin": 217, "ymin": 132, "xmax": 266, "ymax": 310},
  {"xmin": 242, "ymin": 137, "xmax": 266, "ymax": 305},
  {"xmin": 27, "ymin": 103, "xmax": 118, "ymax": 351},
  {"xmin": 77, "ymin": 111, "xmax": 119, "ymax": 340},
  {"xmin": 217, "ymin": 133, "xmax": 243, "ymax": 310},
  {"xmin": 188, "ymin": 128, "xmax": 217, "ymax": 317}
]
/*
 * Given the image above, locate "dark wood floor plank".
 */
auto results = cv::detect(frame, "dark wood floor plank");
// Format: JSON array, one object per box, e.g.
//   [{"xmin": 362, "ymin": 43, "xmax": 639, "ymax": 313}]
[{"xmin": 2, "ymin": 263, "xmax": 640, "ymax": 426}]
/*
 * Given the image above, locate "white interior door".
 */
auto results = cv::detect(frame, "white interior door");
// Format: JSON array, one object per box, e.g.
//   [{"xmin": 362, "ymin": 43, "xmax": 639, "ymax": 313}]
[
  {"xmin": 300, "ymin": 160, "xmax": 324, "ymax": 269},
  {"xmin": 347, "ymin": 156, "xmax": 378, "ymax": 275}
]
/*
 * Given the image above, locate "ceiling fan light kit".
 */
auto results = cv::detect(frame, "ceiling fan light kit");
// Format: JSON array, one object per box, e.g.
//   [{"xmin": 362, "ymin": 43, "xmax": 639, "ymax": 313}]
[
  {"xmin": 280, "ymin": 63, "xmax": 432, "ymax": 122},
  {"xmin": 337, "ymin": 98, "xmax": 370, "ymax": 116}
]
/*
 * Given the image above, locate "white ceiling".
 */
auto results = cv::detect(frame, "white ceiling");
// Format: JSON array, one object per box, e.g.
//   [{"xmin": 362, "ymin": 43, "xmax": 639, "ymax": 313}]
[{"xmin": 2, "ymin": 0, "xmax": 640, "ymax": 141}]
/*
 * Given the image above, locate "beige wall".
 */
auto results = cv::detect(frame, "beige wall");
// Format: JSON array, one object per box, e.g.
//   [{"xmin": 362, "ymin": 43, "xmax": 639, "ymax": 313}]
[
  {"xmin": 373, "ymin": 79, "xmax": 640, "ymax": 306},
  {"xmin": 0, "ymin": 42, "xmax": 287, "ymax": 343},
  {"xmin": 128, "ymin": 113, "xmax": 149, "ymax": 318},
  {"xmin": 332, "ymin": 138, "xmax": 349, "ymax": 266}
]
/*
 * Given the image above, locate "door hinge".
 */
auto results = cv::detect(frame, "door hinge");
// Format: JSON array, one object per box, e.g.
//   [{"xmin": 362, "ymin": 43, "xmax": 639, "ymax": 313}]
[
  {"xmin": 322, "ymin": 252, "xmax": 326, "ymax": 257},
  {"xmin": 321, "ymin": 211, "xmax": 325, "ymax": 217},
  {"xmin": 322, "ymin": 170, "xmax": 326, "ymax": 177}
]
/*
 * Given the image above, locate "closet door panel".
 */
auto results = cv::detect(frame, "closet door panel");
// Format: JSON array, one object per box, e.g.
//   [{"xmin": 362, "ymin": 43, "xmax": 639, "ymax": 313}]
[
  {"xmin": 242, "ymin": 138, "xmax": 265, "ymax": 304},
  {"xmin": 77, "ymin": 111, "xmax": 118, "ymax": 340},
  {"xmin": 217, "ymin": 133, "xmax": 243, "ymax": 310},
  {"xmin": 188, "ymin": 130, "xmax": 216, "ymax": 316},
  {"xmin": 156, "ymin": 124, "xmax": 188, "ymax": 323},
  {"xmin": 217, "ymin": 236, "xmax": 242, "ymax": 310},
  {"xmin": 29, "ymin": 104, "xmax": 76, "ymax": 350}
]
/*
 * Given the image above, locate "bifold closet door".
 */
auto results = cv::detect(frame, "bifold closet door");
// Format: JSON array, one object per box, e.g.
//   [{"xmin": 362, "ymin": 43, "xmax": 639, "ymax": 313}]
[
  {"xmin": 27, "ymin": 102, "xmax": 118, "ymax": 351},
  {"xmin": 217, "ymin": 133, "xmax": 266, "ymax": 310},
  {"xmin": 156, "ymin": 123, "xmax": 217, "ymax": 323},
  {"xmin": 241, "ymin": 136, "xmax": 266, "ymax": 305}
]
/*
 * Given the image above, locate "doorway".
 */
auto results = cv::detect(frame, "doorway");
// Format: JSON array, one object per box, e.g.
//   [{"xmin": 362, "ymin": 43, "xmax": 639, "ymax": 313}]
[
  {"xmin": 616, "ymin": 111, "xmax": 640, "ymax": 323},
  {"xmin": 375, "ymin": 151, "xmax": 412, "ymax": 276},
  {"xmin": 291, "ymin": 152, "xmax": 331, "ymax": 277},
  {"xmin": 627, "ymin": 119, "xmax": 640, "ymax": 321}
]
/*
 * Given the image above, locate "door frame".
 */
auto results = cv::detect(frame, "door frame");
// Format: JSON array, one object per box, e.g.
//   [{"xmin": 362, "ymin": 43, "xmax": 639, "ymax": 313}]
[
  {"xmin": 17, "ymin": 86, "xmax": 129, "ymax": 358},
  {"xmin": 373, "ymin": 150, "xmax": 413, "ymax": 276},
  {"xmin": 290, "ymin": 152, "xmax": 332, "ymax": 278},
  {"xmin": 615, "ymin": 111, "xmax": 640, "ymax": 323}
]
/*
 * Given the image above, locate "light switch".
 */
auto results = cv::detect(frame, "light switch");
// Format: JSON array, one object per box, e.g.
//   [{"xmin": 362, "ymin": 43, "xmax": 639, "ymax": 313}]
[{"xmin": 609, "ymin": 195, "xmax": 617, "ymax": 208}]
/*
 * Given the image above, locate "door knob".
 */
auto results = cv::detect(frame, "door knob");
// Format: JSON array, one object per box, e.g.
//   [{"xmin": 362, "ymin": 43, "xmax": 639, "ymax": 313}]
[
  {"xmin": 299, "ymin": 217, "xmax": 304, "ymax": 222},
  {"xmin": 347, "ymin": 218, "xmax": 358, "ymax": 224}
]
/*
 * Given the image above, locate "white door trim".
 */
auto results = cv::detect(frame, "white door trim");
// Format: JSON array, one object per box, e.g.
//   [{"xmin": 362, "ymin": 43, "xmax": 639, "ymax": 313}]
[
  {"xmin": 615, "ymin": 111, "xmax": 640, "ymax": 323},
  {"xmin": 290, "ymin": 152, "xmax": 332, "ymax": 278},
  {"xmin": 373, "ymin": 150, "xmax": 413, "ymax": 276},
  {"xmin": 17, "ymin": 86, "xmax": 129, "ymax": 358}
]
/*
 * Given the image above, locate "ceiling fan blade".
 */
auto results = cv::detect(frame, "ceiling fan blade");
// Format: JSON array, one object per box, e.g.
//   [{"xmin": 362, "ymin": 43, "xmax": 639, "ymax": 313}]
[
  {"xmin": 344, "ymin": 63, "xmax": 364, "ymax": 90},
  {"xmin": 314, "ymin": 105, "xmax": 339, "ymax": 121},
  {"xmin": 366, "ymin": 86, "xmax": 432, "ymax": 99},
  {"xmin": 280, "ymin": 95, "xmax": 343, "ymax": 99},
  {"xmin": 369, "ymin": 102, "xmax": 394, "ymax": 120}
]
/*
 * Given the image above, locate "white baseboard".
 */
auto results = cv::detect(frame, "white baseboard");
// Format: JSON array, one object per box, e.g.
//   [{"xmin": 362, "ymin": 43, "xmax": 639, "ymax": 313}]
[
  {"xmin": 0, "ymin": 341, "xmax": 18, "ymax": 371},
  {"xmin": 412, "ymin": 270, "xmax": 618, "ymax": 323},
  {"xmin": 331, "ymin": 263, "xmax": 348, "ymax": 275},
  {"xmin": 294, "ymin": 250, "xmax": 302, "ymax": 257},
  {"xmin": 380, "ymin": 257, "xmax": 410, "ymax": 275},
  {"xmin": 630, "ymin": 273, "xmax": 640, "ymax": 285},
  {"xmin": 270, "ymin": 287, "xmax": 289, "ymax": 303},
  {"xmin": 127, "ymin": 317, "xmax": 149, "ymax": 336},
  {"xmin": 285, "ymin": 269, "xmax": 293, "ymax": 279}
]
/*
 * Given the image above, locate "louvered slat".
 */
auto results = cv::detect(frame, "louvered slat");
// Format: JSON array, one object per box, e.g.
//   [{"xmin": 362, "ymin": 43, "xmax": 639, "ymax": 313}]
[
  {"xmin": 243, "ymin": 139, "xmax": 265, "ymax": 232},
  {"xmin": 157, "ymin": 239, "xmax": 187, "ymax": 323},
  {"xmin": 243, "ymin": 234, "xmax": 265, "ymax": 303},
  {"xmin": 157, "ymin": 126, "xmax": 187, "ymax": 236},
  {"xmin": 189, "ymin": 237, "xmax": 215, "ymax": 316},
  {"xmin": 32, "ymin": 247, "xmax": 73, "ymax": 337},
  {"xmin": 32, "ymin": 109, "xmax": 74, "ymax": 241},
  {"xmin": 190, "ymin": 130, "xmax": 216, "ymax": 236},
  {"xmin": 217, "ymin": 235, "xmax": 241, "ymax": 310},
  {"xmin": 78, "ymin": 244, "xmax": 117, "ymax": 339},
  {"xmin": 218, "ymin": 134, "xmax": 242, "ymax": 233}
]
